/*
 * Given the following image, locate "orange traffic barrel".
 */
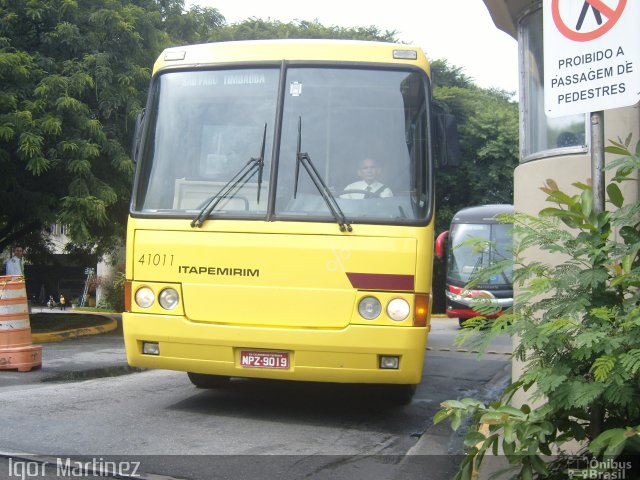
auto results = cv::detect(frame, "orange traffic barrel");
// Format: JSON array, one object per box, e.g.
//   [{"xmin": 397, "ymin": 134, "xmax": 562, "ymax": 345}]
[{"xmin": 0, "ymin": 275, "xmax": 42, "ymax": 372}]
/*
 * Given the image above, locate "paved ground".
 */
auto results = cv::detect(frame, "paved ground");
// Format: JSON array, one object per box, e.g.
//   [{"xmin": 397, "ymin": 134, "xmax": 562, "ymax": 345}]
[
  {"xmin": 1, "ymin": 311, "xmax": 130, "ymax": 387},
  {"xmin": 1, "ymin": 312, "xmax": 513, "ymax": 479}
]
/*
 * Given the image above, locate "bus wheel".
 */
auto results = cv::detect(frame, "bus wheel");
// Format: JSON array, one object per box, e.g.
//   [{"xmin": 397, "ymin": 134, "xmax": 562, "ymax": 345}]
[
  {"xmin": 386, "ymin": 384, "xmax": 416, "ymax": 405},
  {"xmin": 187, "ymin": 372, "xmax": 230, "ymax": 389}
]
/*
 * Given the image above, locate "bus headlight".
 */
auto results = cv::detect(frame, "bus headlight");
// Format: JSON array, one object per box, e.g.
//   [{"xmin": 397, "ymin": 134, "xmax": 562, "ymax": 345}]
[
  {"xmin": 387, "ymin": 298, "xmax": 410, "ymax": 321},
  {"xmin": 358, "ymin": 296, "xmax": 381, "ymax": 320},
  {"xmin": 135, "ymin": 287, "xmax": 155, "ymax": 308},
  {"xmin": 159, "ymin": 288, "xmax": 179, "ymax": 310}
]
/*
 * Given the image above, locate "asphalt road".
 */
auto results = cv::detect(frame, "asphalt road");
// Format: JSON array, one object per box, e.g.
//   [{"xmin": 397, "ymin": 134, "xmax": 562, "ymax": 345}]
[{"xmin": 0, "ymin": 318, "xmax": 511, "ymax": 480}]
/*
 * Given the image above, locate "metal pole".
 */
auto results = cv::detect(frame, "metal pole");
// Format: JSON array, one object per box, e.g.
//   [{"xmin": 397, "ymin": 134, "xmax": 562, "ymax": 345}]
[
  {"xmin": 589, "ymin": 110, "xmax": 606, "ymax": 439},
  {"xmin": 590, "ymin": 111, "xmax": 605, "ymax": 214}
]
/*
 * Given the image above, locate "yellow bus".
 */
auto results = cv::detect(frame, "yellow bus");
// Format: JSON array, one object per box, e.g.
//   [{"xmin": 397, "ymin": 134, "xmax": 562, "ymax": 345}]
[{"xmin": 123, "ymin": 40, "xmax": 459, "ymax": 403}]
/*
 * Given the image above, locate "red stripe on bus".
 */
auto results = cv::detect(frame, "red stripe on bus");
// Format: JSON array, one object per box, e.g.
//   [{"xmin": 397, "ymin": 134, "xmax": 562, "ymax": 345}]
[{"xmin": 345, "ymin": 272, "xmax": 414, "ymax": 291}]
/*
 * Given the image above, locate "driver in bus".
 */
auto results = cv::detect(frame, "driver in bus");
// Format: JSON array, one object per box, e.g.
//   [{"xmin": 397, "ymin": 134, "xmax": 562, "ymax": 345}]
[{"xmin": 341, "ymin": 158, "xmax": 393, "ymax": 199}]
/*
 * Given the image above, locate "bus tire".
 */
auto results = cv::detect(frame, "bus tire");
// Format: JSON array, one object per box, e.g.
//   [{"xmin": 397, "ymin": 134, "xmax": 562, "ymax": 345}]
[{"xmin": 187, "ymin": 372, "xmax": 230, "ymax": 389}]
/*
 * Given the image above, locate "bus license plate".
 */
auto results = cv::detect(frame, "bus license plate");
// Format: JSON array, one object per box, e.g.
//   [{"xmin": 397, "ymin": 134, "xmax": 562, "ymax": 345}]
[{"xmin": 240, "ymin": 350, "xmax": 290, "ymax": 369}]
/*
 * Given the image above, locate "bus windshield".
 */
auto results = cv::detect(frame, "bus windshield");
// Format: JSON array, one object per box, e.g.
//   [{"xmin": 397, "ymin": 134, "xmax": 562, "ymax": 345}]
[
  {"xmin": 447, "ymin": 223, "xmax": 513, "ymax": 286},
  {"xmin": 134, "ymin": 66, "xmax": 431, "ymax": 225}
]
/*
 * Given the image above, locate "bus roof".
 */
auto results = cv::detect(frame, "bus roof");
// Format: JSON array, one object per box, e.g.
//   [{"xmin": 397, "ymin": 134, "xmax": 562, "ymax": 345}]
[
  {"xmin": 154, "ymin": 39, "xmax": 430, "ymax": 76},
  {"xmin": 451, "ymin": 204, "xmax": 514, "ymax": 224}
]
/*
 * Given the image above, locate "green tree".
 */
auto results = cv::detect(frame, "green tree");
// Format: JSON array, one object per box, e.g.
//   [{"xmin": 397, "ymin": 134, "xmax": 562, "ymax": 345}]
[
  {"xmin": 432, "ymin": 60, "xmax": 519, "ymax": 232},
  {"xmin": 0, "ymin": 0, "xmax": 220, "ymax": 259},
  {"xmin": 430, "ymin": 59, "xmax": 519, "ymax": 312},
  {"xmin": 162, "ymin": 3, "xmax": 225, "ymax": 44},
  {"xmin": 210, "ymin": 17, "xmax": 398, "ymax": 42},
  {"xmin": 0, "ymin": 0, "xmax": 156, "ymax": 257}
]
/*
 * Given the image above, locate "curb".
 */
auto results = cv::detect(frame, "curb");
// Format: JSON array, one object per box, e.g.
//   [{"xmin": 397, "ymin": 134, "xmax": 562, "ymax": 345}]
[
  {"xmin": 31, "ymin": 317, "xmax": 118, "ymax": 343},
  {"xmin": 405, "ymin": 363, "xmax": 511, "ymax": 459}
]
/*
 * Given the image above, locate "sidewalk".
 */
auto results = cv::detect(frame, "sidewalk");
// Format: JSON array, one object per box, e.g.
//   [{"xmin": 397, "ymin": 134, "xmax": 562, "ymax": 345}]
[
  {"xmin": 394, "ymin": 362, "xmax": 511, "ymax": 479},
  {"xmin": 1, "ymin": 311, "xmax": 135, "ymax": 387}
]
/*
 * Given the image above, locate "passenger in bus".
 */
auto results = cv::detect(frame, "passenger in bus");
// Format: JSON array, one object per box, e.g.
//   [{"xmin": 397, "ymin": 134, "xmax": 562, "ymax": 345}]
[{"xmin": 340, "ymin": 158, "xmax": 393, "ymax": 199}]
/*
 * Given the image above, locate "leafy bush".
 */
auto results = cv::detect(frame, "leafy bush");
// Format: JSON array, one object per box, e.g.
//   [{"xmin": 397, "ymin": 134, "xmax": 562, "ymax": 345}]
[
  {"xmin": 98, "ymin": 271, "xmax": 125, "ymax": 312},
  {"xmin": 435, "ymin": 136, "xmax": 640, "ymax": 479}
]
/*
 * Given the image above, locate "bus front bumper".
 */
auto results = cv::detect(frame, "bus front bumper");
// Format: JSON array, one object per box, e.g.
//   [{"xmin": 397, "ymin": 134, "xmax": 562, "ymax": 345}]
[{"xmin": 123, "ymin": 313, "xmax": 430, "ymax": 385}]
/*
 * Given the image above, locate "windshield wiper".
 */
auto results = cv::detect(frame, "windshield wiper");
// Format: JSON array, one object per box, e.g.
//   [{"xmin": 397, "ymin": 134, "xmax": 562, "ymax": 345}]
[
  {"xmin": 191, "ymin": 123, "xmax": 267, "ymax": 228},
  {"xmin": 294, "ymin": 117, "xmax": 352, "ymax": 232},
  {"xmin": 256, "ymin": 123, "xmax": 267, "ymax": 204}
]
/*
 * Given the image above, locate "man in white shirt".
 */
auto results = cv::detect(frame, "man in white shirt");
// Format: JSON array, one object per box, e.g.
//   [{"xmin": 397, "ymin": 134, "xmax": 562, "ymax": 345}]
[
  {"xmin": 5, "ymin": 245, "xmax": 25, "ymax": 276},
  {"xmin": 341, "ymin": 158, "xmax": 393, "ymax": 199}
]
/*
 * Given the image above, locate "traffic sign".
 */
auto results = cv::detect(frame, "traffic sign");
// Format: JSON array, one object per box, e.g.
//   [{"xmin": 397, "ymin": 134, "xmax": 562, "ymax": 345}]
[{"xmin": 543, "ymin": 0, "xmax": 640, "ymax": 117}]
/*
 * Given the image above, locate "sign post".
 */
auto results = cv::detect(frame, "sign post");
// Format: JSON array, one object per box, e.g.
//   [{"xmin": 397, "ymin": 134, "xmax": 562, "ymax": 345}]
[
  {"xmin": 590, "ymin": 110, "xmax": 605, "ymax": 213},
  {"xmin": 543, "ymin": 0, "xmax": 640, "ymax": 212}
]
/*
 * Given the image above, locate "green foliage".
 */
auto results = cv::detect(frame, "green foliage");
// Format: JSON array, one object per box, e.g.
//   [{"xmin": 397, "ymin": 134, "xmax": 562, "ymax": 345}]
[
  {"xmin": 0, "ymin": 0, "xmax": 167, "ymax": 257},
  {"xmin": 435, "ymin": 137, "xmax": 640, "ymax": 478},
  {"xmin": 433, "ymin": 83, "xmax": 518, "ymax": 229},
  {"xmin": 98, "ymin": 270, "xmax": 125, "ymax": 312},
  {"xmin": 211, "ymin": 17, "xmax": 398, "ymax": 42}
]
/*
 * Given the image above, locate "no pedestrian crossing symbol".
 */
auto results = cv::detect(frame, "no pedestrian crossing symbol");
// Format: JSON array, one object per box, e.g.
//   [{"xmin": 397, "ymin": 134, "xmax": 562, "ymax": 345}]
[{"xmin": 543, "ymin": 0, "xmax": 640, "ymax": 117}]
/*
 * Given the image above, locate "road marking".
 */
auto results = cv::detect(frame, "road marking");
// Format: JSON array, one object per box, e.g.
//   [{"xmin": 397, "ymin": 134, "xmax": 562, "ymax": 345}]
[{"xmin": 427, "ymin": 347, "xmax": 511, "ymax": 356}]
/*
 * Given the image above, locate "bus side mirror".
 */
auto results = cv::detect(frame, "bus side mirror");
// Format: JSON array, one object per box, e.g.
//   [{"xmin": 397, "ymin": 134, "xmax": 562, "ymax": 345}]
[
  {"xmin": 434, "ymin": 114, "xmax": 461, "ymax": 168},
  {"xmin": 435, "ymin": 230, "xmax": 449, "ymax": 258},
  {"xmin": 131, "ymin": 109, "xmax": 145, "ymax": 163}
]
